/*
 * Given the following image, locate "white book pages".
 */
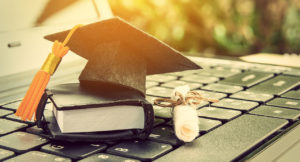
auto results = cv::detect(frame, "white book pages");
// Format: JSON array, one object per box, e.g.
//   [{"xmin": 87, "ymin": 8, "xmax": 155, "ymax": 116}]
[{"xmin": 53, "ymin": 104, "xmax": 145, "ymax": 133}]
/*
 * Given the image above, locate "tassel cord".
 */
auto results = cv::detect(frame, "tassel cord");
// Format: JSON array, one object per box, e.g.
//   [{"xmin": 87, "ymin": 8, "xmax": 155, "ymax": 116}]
[
  {"xmin": 16, "ymin": 24, "xmax": 82, "ymax": 121},
  {"xmin": 26, "ymin": 72, "xmax": 50, "ymax": 120}
]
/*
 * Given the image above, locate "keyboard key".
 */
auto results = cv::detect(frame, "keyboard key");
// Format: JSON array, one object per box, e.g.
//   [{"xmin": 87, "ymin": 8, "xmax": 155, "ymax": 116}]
[
  {"xmin": 213, "ymin": 66, "xmax": 240, "ymax": 71},
  {"xmin": 191, "ymin": 58, "xmax": 220, "ymax": 68},
  {"xmin": 6, "ymin": 109, "xmax": 52, "ymax": 124},
  {"xmin": 146, "ymin": 81, "xmax": 159, "ymax": 89},
  {"xmin": 167, "ymin": 90, "xmax": 211, "ymax": 108},
  {"xmin": 5, "ymin": 151, "xmax": 71, "ymax": 162},
  {"xmin": 155, "ymin": 115, "xmax": 288, "ymax": 162},
  {"xmin": 161, "ymin": 80, "xmax": 202, "ymax": 90},
  {"xmin": 5, "ymin": 114, "xmax": 35, "ymax": 124},
  {"xmin": 41, "ymin": 142, "xmax": 107, "ymax": 160},
  {"xmin": 226, "ymin": 63, "xmax": 254, "ymax": 70},
  {"xmin": 0, "ymin": 119, "xmax": 27, "ymax": 135},
  {"xmin": 0, "ymin": 132, "xmax": 48, "ymax": 153},
  {"xmin": 2, "ymin": 100, "xmax": 51, "ymax": 112},
  {"xmin": 230, "ymin": 91, "xmax": 274, "ymax": 102},
  {"xmin": 180, "ymin": 75, "xmax": 219, "ymax": 84},
  {"xmin": 78, "ymin": 153, "xmax": 140, "ymax": 162},
  {"xmin": 248, "ymin": 75, "xmax": 300, "ymax": 95},
  {"xmin": 146, "ymin": 87, "xmax": 173, "ymax": 97},
  {"xmin": 267, "ymin": 98, "xmax": 300, "ymax": 110},
  {"xmin": 281, "ymin": 90, "xmax": 300, "ymax": 100},
  {"xmin": 153, "ymin": 118, "xmax": 166, "ymax": 127},
  {"xmin": 196, "ymin": 101, "xmax": 210, "ymax": 108},
  {"xmin": 212, "ymin": 98, "xmax": 259, "ymax": 111},
  {"xmin": 0, "ymin": 59, "xmax": 84, "ymax": 94},
  {"xmin": 249, "ymin": 106, "xmax": 300, "ymax": 121},
  {"xmin": 149, "ymin": 97, "xmax": 200, "ymax": 116},
  {"xmin": 107, "ymin": 140, "xmax": 172, "ymax": 161},
  {"xmin": 165, "ymin": 70, "xmax": 200, "ymax": 77},
  {"xmin": 153, "ymin": 106, "xmax": 172, "ymax": 119},
  {"xmin": 195, "ymin": 90, "xmax": 227, "ymax": 100},
  {"xmin": 220, "ymin": 71, "xmax": 273, "ymax": 87},
  {"xmin": 201, "ymin": 83, "xmax": 243, "ymax": 94},
  {"xmin": 251, "ymin": 65, "xmax": 290, "ymax": 73},
  {"xmin": 0, "ymin": 70, "xmax": 34, "ymax": 94},
  {"xmin": 0, "ymin": 110, "xmax": 13, "ymax": 117},
  {"xmin": 153, "ymin": 100, "xmax": 208, "ymax": 110},
  {"xmin": 0, "ymin": 148, "xmax": 14, "ymax": 161},
  {"xmin": 197, "ymin": 67, "xmax": 241, "ymax": 78},
  {"xmin": 146, "ymin": 75, "xmax": 177, "ymax": 83},
  {"xmin": 146, "ymin": 95, "xmax": 159, "ymax": 104},
  {"xmin": 198, "ymin": 118, "xmax": 222, "ymax": 133},
  {"xmin": 1, "ymin": 100, "xmax": 21, "ymax": 111},
  {"xmin": 166, "ymin": 118, "xmax": 222, "ymax": 133},
  {"xmin": 148, "ymin": 126, "xmax": 183, "ymax": 146},
  {"xmin": 197, "ymin": 107, "xmax": 241, "ymax": 121},
  {"xmin": 210, "ymin": 62, "xmax": 253, "ymax": 70},
  {"xmin": 0, "ymin": 89, "xmax": 26, "ymax": 106},
  {"xmin": 26, "ymin": 126, "xmax": 49, "ymax": 137},
  {"xmin": 283, "ymin": 68, "xmax": 300, "ymax": 77}
]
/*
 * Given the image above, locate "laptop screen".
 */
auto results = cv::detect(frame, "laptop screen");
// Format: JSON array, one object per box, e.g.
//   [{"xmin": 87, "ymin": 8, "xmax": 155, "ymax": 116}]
[{"xmin": 0, "ymin": 0, "xmax": 113, "ymax": 76}]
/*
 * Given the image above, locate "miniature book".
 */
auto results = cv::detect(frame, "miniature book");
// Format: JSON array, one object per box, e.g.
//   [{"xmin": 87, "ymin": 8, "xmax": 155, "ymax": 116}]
[{"xmin": 49, "ymin": 83, "xmax": 150, "ymax": 133}]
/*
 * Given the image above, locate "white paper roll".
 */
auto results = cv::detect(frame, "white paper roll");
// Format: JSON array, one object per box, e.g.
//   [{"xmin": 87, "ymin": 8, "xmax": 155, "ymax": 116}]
[
  {"xmin": 173, "ymin": 105, "xmax": 199, "ymax": 142},
  {"xmin": 171, "ymin": 85, "xmax": 199, "ymax": 142}
]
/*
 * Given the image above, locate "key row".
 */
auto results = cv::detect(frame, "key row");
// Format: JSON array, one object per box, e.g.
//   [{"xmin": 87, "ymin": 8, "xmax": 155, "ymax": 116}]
[{"xmin": 0, "ymin": 130, "xmax": 174, "ymax": 162}]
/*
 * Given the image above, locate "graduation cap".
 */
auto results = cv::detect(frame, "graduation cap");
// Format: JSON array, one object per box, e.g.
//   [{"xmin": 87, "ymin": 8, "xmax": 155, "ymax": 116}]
[{"xmin": 44, "ymin": 17, "xmax": 201, "ymax": 95}]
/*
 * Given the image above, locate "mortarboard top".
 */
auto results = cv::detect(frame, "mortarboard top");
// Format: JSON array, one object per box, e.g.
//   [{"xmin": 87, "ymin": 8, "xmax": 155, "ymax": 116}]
[{"xmin": 44, "ymin": 17, "xmax": 201, "ymax": 95}]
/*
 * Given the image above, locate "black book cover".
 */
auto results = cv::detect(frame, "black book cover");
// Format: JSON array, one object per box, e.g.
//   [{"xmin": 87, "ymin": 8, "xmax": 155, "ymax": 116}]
[{"xmin": 36, "ymin": 83, "xmax": 154, "ymax": 142}]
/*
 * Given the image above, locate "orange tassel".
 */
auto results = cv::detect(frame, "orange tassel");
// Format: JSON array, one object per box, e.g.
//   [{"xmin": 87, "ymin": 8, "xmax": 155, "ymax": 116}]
[{"xmin": 16, "ymin": 24, "xmax": 82, "ymax": 121}]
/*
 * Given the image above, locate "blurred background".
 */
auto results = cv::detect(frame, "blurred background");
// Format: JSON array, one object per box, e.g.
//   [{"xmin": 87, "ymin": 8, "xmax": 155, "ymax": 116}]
[
  {"xmin": 109, "ymin": 0, "xmax": 300, "ymax": 56},
  {"xmin": 1, "ymin": 0, "xmax": 300, "ymax": 57}
]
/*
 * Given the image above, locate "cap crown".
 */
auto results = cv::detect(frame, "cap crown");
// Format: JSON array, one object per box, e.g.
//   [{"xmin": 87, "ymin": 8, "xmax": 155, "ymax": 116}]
[{"xmin": 45, "ymin": 17, "xmax": 201, "ymax": 94}]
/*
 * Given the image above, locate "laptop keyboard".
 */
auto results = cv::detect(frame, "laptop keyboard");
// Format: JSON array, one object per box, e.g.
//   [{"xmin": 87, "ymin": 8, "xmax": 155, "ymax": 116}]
[{"xmin": 0, "ymin": 56, "xmax": 299, "ymax": 161}]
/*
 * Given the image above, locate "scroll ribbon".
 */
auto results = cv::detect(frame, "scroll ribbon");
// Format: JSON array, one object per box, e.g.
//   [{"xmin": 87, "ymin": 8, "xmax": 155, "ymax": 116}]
[{"xmin": 154, "ymin": 91, "xmax": 219, "ymax": 108}]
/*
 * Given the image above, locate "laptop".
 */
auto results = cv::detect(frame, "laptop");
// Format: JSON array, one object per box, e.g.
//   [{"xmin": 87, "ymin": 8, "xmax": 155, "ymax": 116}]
[{"xmin": 0, "ymin": 1, "xmax": 299, "ymax": 161}]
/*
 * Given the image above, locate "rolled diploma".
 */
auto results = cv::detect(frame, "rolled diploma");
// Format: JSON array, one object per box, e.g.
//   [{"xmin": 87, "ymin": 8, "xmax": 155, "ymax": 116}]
[
  {"xmin": 173, "ymin": 105, "xmax": 199, "ymax": 142},
  {"xmin": 172, "ymin": 85, "xmax": 199, "ymax": 142}
]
